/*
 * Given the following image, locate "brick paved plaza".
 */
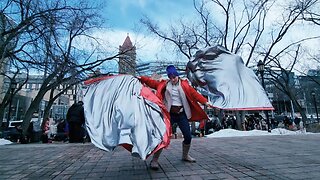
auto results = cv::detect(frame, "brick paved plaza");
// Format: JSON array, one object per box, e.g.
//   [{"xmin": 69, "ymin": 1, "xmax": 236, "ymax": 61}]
[{"xmin": 0, "ymin": 134, "xmax": 320, "ymax": 179}]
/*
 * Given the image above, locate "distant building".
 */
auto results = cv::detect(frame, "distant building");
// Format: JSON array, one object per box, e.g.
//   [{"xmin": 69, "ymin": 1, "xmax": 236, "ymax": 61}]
[
  {"xmin": 307, "ymin": 69, "xmax": 320, "ymax": 76},
  {"xmin": 2, "ymin": 74, "xmax": 76, "ymax": 121},
  {"xmin": 136, "ymin": 61, "xmax": 187, "ymax": 79},
  {"xmin": 118, "ymin": 34, "xmax": 136, "ymax": 75},
  {"xmin": 296, "ymin": 72, "xmax": 320, "ymax": 116}
]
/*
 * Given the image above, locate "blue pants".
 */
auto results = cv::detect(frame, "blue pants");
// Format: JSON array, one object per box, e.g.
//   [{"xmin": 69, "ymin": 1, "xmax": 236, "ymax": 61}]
[{"xmin": 170, "ymin": 112, "xmax": 192, "ymax": 144}]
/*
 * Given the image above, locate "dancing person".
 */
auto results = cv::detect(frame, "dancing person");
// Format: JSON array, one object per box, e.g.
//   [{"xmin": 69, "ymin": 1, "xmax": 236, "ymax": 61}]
[{"xmin": 139, "ymin": 65, "xmax": 211, "ymax": 170}]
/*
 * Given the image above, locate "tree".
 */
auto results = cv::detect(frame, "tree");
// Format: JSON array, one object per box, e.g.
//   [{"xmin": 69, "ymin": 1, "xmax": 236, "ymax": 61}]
[
  {"xmin": 142, "ymin": 0, "xmax": 320, "ymax": 127},
  {"xmin": 1, "ymin": 0, "xmax": 134, "ymax": 135},
  {"xmin": 0, "ymin": 59, "xmax": 28, "ymax": 126},
  {"xmin": 266, "ymin": 45, "xmax": 308, "ymax": 125}
]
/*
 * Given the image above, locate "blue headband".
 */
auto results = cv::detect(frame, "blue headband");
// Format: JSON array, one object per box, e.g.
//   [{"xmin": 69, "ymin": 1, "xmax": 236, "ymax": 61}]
[{"xmin": 166, "ymin": 65, "xmax": 179, "ymax": 77}]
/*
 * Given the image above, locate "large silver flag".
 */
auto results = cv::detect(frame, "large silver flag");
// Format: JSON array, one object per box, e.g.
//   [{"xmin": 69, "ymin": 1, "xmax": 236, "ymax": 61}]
[
  {"xmin": 83, "ymin": 75, "xmax": 170, "ymax": 160},
  {"xmin": 187, "ymin": 45, "xmax": 274, "ymax": 110}
]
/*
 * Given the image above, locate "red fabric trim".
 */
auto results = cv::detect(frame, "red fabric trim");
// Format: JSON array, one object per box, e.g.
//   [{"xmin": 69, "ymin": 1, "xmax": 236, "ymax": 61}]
[
  {"xmin": 84, "ymin": 75, "xmax": 124, "ymax": 85},
  {"xmin": 140, "ymin": 86, "xmax": 171, "ymax": 158},
  {"xmin": 199, "ymin": 120, "xmax": 206, "ymax": 129},
  {"xmin": 120, "ymin": 143, "xmax": 133, "ymax": 152},
  {"xmin": 84, "ymin": 76, "xmax": 111, "ymax": 85},
  {"xmin": 207, "ymin": 103, "xmax": 274, "ymax": 111},
  {"xmin": 220, "ymin": 107, "xmax": 275, "ymax": 111}
]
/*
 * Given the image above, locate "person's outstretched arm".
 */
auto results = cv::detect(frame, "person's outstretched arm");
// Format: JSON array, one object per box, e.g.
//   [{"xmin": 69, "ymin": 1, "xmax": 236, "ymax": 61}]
[{"xmin": 138, "ymin": 76, "xmax": 162, "ymax": 89}]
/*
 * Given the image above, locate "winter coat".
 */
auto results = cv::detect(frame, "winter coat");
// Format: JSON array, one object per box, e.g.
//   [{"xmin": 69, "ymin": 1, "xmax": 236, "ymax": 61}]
[
  {"xmin": 66, "ymin": 103, "xmax": 85, "ymax": 124},
  {"xmin": 139, "ymin": 76, "xmax": 209, "ymax": 121}
]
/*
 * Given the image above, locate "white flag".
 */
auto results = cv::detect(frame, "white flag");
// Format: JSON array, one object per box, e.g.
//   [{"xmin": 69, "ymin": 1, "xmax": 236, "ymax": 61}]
[{"xmin": 187, "ymin": 45, "xmax": 274, "ymax": 110}]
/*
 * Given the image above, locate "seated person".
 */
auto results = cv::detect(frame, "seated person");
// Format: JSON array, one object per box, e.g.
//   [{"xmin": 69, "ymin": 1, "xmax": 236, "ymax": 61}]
[
  {"xmin": 41, "ymin": 118, "xmax": 50, "ymax": 143},
  {"xmin": 55, "ymin": 119, "xmax": 68, "ymax": 142}
]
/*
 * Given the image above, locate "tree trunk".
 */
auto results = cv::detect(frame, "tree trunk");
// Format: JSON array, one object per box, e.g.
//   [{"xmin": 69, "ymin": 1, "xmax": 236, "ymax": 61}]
[
  {"xmin": 42, "ymin": 88, "xmax": 55, "ymax": 127},
  {"xmin": 0, "ymin": 107, "xmax": 6, "ymax": 127},
  {"xmin": 42, "ymin": 99, "xmax": 55, "ymax": 127},
  {"xmin": 0, "ymin": 90, "xmax": 11, "ymax": 125},
  {"xmin": 292, "ymin": 98, "xmax": 307, "ymax": 126},
  {"xmin": 21, "ymin": 90, "xmax": 47, "ymax": 135}
]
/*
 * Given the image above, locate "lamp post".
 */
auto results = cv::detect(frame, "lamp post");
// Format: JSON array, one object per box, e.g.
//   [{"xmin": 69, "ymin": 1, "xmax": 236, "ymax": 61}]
[
  {"xmin": 6, "ymin": 80, "xmax": 17, "ymax": 129},
  {"xmin": 311, "ymin": 91, "xmax": 319, "ymax": 123},
  {"xmin": 257, "ymin": 60, "xmax": 271, "ymax": 132}
]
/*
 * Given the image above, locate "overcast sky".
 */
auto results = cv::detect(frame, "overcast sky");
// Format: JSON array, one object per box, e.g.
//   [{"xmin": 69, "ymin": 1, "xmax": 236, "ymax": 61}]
[
  {"xmin": 88, "ymin": 0, "xmax": 196, "ymax": 64},
  {"xmin": 82, "ymin": 0, "xmax": 320, "ymax": 71}
]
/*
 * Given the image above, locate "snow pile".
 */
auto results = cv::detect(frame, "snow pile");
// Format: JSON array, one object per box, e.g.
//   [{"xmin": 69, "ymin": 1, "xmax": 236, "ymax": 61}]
[
  {"xmin": 0, "ymin": 138, "xmax": 13, "ymax": 145},
  {"xmin": 206, "ymin": 128, "xmax": 312, "ymax": 138}
]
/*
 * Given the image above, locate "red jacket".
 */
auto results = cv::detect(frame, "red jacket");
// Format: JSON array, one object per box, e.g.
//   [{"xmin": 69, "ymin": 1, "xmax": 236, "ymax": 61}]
[{"xmin": 140, "ymin": 76, "xmax": 209, "ymax": 121}]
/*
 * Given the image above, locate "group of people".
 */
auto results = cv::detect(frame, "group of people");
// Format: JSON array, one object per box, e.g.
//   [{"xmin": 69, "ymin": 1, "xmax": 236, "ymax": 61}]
[
  {"xmin": 40, "ymin": 101, "xmax": 86, "ymax": 143},
  {"xmin": 197, "ymin": 113, "xmax": 274, "ymax": 134}
]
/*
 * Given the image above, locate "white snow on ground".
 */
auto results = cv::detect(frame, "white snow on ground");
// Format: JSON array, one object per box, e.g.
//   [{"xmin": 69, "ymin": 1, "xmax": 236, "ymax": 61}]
[
  {"xmin": 206, "ymin": 128, "xmax": 314, "ymax": 138},
  {"xmin": 0, "ymin": 138, "xmax": 13, "ymax": 145}
]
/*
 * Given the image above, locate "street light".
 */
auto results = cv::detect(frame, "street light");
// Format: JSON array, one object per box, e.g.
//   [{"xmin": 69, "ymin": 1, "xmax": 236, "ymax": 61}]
[
  {"xmin": 257, "ymin": 60, "xmax": 271, "ymax": 132},
  {"xmin": 6, "ymin": 80, "xmax": 17, "ymax": 129},
  {"xmin": 311, "ymin": 91, "xmax": 319, "ymax": 123}
]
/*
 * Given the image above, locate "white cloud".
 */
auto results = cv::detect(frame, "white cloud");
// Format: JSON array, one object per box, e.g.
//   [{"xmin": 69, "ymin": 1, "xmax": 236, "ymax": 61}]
[
  {"xmin": 77, "ymin": 28, "xmax": 180, "ymax": 64},
  {"xmin": 118, "ymin": 0, "xmax": 148, "ymax": 14},
  {"xmin": 137, "ymin": 0, "xmax": 147, "ymax": 7}
]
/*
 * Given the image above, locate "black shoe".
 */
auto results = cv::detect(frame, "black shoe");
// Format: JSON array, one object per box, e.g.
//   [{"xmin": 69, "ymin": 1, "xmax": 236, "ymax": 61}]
[{"xmin": 150, "ymin": 160, "xmax": 159, "ymax": 170}]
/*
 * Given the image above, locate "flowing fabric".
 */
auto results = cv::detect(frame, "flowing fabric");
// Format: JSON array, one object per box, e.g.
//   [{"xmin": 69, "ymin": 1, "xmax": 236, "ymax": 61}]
[
  {"xmin": 187, "ymin": 45, "xmax": 274, "ymax": 110},
  {"xmin": 83, "ymin": 75, "xmax": 171, "ymax": 160}
]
